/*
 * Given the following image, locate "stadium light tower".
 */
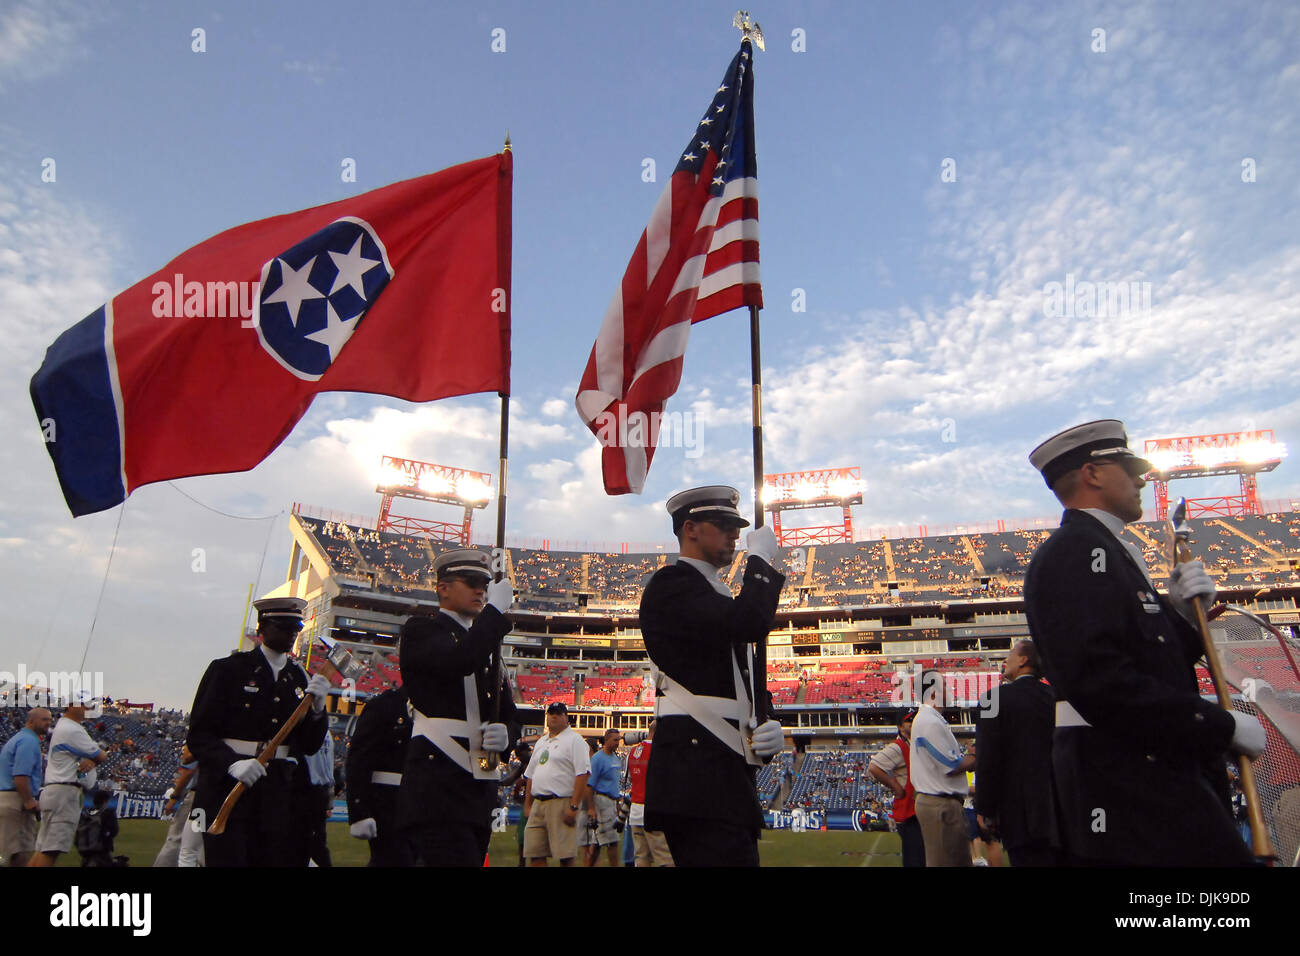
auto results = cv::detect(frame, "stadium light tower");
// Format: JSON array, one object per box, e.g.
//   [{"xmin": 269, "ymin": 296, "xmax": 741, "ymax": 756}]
[
  {"xmin": 1143, "ymin": 430, "xmax": 1286, "ymax": 521},
  {"xmin": 374, "ymin": 455, "xmax": 493, "ymax": 544},
  {"xmin": 761, "ymin": 467, "xmax": 864, "ymax": 546}
]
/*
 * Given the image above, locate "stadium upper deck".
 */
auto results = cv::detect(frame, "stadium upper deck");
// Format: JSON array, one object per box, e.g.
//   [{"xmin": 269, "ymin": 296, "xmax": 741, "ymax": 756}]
[
  {"xmin": 274, "ymin": 509, "xmax": 1300, "ymax": 741},
  {"xmin": 294, "ymin": 510, "xmax": 1300, "ymax": 612}
]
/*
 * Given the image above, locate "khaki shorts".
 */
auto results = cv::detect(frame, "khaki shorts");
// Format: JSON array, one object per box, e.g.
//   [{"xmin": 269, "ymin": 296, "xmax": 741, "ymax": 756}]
[
  {"xmin": 577, "ymin": 793, "xmax": 619, "ymax": 847},
  {"xmin": 524, "ymin": 798, "xmax": 578, "ymax": 862},
  {"xmin": 631, "ymin": 825, "xmax": 674, "ymax": 867},
  {"xmin": 36, "ymin": 783, "xmax": 84, "ymax": 855},
  {"xmin": 0, "ymin": 790, "xmax": 38, "ymax": 863}
]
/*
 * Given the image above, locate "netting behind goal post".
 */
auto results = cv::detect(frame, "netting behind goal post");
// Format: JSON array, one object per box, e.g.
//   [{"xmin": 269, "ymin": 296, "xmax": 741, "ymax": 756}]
[{"xmin": 1210, "ymin": 609, "xmax": 1300, "ymax": 866}]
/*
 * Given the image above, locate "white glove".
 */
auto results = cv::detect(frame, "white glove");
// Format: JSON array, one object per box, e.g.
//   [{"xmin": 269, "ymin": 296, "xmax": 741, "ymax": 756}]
[
  {"xmin": 480, "ymin": 722, "xmax": 509, "ymax": 752},
  {"xmin": 1229, "ymin": 711, "xmax": 1266, "ymax": 758},
  {"xmin": 750, "ymin": 719, "xmax": 784, "ymax": 759},
  {"xmin": 228, "ymin": 758, "xmax": 267, "ymax": 787},
  {"xmin": 350, "ymin": 818, "xmax": 377, "ymax": 840},
  {"xmin": 486, "ymin": 577, "xmax": 515, "ymax": 613},
  {"xmin": 746, "ymin": 525, "xmax": 778, "ymax": 566},
  {"xmin": 306, "ymin": 673, "xmax": 330, "ymax": 712},
  {"xmin": 1169, "ymin": 560, "xmax": 1216, "ymax": 611}
]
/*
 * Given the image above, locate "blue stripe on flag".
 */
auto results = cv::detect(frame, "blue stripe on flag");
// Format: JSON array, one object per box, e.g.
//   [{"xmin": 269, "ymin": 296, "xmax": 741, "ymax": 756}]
[{"xmin": 30, "ymin": 305, "xmax": 125, "ymax": 516}]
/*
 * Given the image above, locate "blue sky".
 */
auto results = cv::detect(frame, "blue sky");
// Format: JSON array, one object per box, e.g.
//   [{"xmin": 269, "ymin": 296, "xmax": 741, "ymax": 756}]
[{"xmin": 2, "ymin": 0, "xmax": 1298, "ymax": 706}]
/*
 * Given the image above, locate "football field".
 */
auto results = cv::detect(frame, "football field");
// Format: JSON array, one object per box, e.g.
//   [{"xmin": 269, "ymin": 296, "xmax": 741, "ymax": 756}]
[{"xmin": 55, "ymin": 820, "xmax": 905, "ymax": 867}]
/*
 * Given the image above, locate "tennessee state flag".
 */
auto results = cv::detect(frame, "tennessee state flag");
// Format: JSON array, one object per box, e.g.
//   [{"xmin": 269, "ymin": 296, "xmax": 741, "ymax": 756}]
[{"xmin": 32, "ymin": 152, "xmax": 512, "ymax": 517}]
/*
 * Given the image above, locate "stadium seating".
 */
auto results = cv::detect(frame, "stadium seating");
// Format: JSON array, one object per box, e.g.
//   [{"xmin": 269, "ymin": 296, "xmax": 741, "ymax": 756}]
[
  {"xmin": 755, "ymin": 751, "xmax": 794, "ymax": 808},
  {"xmin": 786, "ymin": 750, "xmax": 895, "ymax": 813},
  {"xmin": 514, "ymin": 665, "xmax": 576, "ymax": 707},
  {"xmin": 0, "ymin": 706, "xmax": 188, "ymax": 794},
  {"xmin": 298, "ymin": 510, "xmax": 1300, "ymax": 612}
]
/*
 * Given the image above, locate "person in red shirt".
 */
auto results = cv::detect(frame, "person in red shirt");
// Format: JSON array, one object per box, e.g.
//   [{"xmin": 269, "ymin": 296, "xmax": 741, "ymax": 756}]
[
  {"xmin": 868, "ymin": 711, "xmax": 925, "ymax": 867},
  {"xmin": 626, "ymin": 720, "xmax": 673, "ymax": 867}
]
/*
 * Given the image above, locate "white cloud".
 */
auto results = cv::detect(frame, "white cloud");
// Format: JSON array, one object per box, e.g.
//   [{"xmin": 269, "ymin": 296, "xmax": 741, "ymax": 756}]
[
  {"xmin": 0, "ymin": 1, "xmax": 99, "ymax": 87},
  {"xmin": 755, "ymin": 0, "xmax": 1300, "ymax": 525},
  {"xmin": 282, "ymin": 58, "xmax": 335, "ymax": 85}
]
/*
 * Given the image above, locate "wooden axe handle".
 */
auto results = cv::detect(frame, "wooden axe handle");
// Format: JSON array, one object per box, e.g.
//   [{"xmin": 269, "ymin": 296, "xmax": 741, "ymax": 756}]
[{"xmin": 1174, "ymin": 540, "xmax": 1276, "ymax": 863}]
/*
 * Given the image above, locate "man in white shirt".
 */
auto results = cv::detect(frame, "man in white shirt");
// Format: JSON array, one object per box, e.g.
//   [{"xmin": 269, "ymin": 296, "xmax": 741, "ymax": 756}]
[
  {"xmin": 28, "ymin": 701, "xmax": 105, "ymax": 867},
  {"xmin": 522, "ymin": 702, "xmax": 589, "ymax": 866},
  {"xmin": 909, "ymin": 670, "xmax": 974, "ymax": 867}
]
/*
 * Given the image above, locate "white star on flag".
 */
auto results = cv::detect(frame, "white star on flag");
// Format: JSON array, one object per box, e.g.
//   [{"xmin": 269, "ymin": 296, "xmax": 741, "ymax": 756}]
[
  {"xmin": 328, "ymin": 236, "xmax": 381, "ymax": 297},
  {"xmin": 305, "ymin": 300, "xmax": 360, "ymax": 361},
  {"xmin": 262, "ymin": 256, "xmax": 324, "ymax": 327}
]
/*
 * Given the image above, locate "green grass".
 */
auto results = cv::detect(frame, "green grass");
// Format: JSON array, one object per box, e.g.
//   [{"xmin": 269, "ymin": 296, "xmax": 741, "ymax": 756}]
[{"xmin": 56, "ymin": 820, "xmax": 905, "ymax": 867}]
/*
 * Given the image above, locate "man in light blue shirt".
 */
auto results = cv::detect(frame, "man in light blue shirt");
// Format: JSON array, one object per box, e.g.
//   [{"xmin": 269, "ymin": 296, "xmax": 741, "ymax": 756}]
[
  {"xmin": 0, "ymin": 708, "xmax": 51, "ymax": 866},
  {"xmin": 582, "ymin": 729, "xmax": 623, "ymax": 866}
]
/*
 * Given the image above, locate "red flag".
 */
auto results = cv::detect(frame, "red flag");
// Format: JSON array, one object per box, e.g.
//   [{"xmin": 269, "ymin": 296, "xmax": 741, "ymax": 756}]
[
  {"xmin": 32, "ymin": 152, "xmax": 512, "ymax": 517},
  {"xmin": 575, "ymin": 42, "xmax": 761, "ymax": 494}
]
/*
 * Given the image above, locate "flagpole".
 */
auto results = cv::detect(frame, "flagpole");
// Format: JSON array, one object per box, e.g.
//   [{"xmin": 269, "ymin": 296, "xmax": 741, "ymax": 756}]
[
  {"xmin": 749, "ymin": 303, "xmax": 765, "ymax": 530},
  {"xmin": 748, "ymin": 301, "xmax": 772, "ymax": 728},
  {"xmin": 737, "ymin": 11, "xmax": 771, "ymax": 728},
  {"xmin": 489, "ymin": 133, "xmax": 513, "ymax": 741},
  {"xmin": 495, "ymin": 391, "xmax": 509, "ymax": 567}
]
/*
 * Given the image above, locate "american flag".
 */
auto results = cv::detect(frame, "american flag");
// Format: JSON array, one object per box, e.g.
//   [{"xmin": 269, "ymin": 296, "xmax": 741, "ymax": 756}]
[{"xmin": 575, "ymin": 40, "xmax": 763, "ymax": 495}]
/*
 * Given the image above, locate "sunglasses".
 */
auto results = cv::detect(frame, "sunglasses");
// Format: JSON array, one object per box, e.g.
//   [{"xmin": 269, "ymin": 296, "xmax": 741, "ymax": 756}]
[
  {"xmin": 444, "ymin": 574, "xmax": 489, "ymax": 588},
  {"xmin": 699, "ymin": 517, "xmax": 743, "ymax": 531},
  {"xmin": 264, "ymin": 618, "xmax": 304, "ymax": 632}
]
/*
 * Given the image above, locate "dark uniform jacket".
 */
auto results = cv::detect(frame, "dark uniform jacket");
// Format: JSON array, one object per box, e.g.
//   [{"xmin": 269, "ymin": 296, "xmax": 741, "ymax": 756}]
[
  {"xmin": 345, "ymin": 686, "xmax": 411, "ymax": 826},
  {"xmin": 1024, "ymin": 508, "xmax": 1250, "ymax": 865},
  {"xmin": 397, "ymin": 607, "xmax": 520, "ymax": 831},
  {"xmin": 974, "ymin": 674, "xmax": 1058, "ymax": 852},
  {"xmin": 640, "ymin": 555, "xmax": 784, "ymax": 833},
  {"xmin": 186, "ymin": 647, "xmax": 328, "ymax": 825}
]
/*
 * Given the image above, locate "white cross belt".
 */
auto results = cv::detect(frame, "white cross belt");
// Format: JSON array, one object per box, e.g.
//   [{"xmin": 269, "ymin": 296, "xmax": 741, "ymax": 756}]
[{"xmin": 410, "ymin": 676, "xmax": 499, "ymax": 780}]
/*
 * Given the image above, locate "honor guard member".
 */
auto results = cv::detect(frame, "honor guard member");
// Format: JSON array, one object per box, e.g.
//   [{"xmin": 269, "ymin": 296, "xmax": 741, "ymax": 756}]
[
  {"xmin": 186, "ymin": 596, "xmax": 331, "ymax": 867},
  {"xmin": 1024, "ymin": 420, "xmax": 1267, "ymax": 866},
  {"xmin": 640, "ymin": 485, "xmax": 787, "ymax": 866},
  {"xmin": 398, "ymin": 548, "xmax": 520, "ymax": 866},
  {"xmin": 346, "ymin": 685, "xmax": 415, "ymax": 866}
]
